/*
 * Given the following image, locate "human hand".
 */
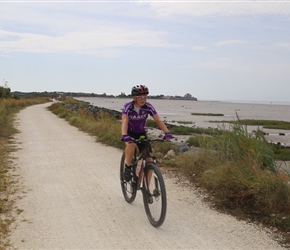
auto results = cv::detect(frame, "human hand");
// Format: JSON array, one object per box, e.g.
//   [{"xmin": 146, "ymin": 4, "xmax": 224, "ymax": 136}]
[
  {"xmin": 164, "ymin": 132, "xmax": 173, "ymax": 140},
  {"xmin": 122, "ymin": 135, "xmax": 133, "ymax": 142}
]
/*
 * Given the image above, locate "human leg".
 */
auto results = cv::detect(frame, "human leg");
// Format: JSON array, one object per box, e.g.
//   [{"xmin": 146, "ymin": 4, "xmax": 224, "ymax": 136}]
[
  {"xmin": 125, "ymin": 142, "xmax": 136, "ymax": 166},
  {"xmin": 124, "ymin": 142, "xmax": 136, "ymax": 181}
]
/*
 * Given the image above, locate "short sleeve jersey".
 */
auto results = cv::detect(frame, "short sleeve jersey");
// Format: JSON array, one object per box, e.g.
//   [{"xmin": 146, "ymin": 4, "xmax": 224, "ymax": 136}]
[{"xmin": 122, "ymin": 101, "xmax": 158, "ymax": 134}]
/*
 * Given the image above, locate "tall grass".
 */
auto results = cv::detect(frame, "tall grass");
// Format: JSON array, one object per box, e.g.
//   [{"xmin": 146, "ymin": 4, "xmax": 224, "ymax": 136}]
[
  {"xmin": 0, "ymin": 97, "xmax": 50, "ymax": 248},
  {"xmin": 48, "ymin": 102, "xmax": 123, "ymax": 149},
  {"xmin": 210, "ymin": 119, "xmax": 290, "ymax": 130},
  {"xmin": 171, "ymin": 122, "xmax": 290, "ymax": 238}
]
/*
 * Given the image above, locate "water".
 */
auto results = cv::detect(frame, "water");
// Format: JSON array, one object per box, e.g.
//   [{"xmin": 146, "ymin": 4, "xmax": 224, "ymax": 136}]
[
  {"xmin": 76, "ymin": 97, "xmax": 290, "ymax": 146},
  {"xmin": 76, "ymin": 97, "xmax": 290, "ymax": 125}
]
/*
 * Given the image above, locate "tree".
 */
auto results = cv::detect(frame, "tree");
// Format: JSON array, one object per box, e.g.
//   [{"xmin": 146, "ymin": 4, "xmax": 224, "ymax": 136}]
[{"xmin": 0, "ymin": 86, "xmax": 11, "ymax": 98}]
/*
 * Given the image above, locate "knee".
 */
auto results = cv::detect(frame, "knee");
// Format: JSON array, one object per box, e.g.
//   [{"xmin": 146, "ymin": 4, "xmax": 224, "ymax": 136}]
[{"xmin": 126, "ymin": 143, "xmax": 136, "ymax": 152}]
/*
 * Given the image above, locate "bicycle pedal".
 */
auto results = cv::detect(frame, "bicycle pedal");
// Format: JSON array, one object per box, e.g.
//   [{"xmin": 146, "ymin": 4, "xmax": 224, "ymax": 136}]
[{"xmin": 148, "ymin": 196, "xmax": 153, "ymax": 204}]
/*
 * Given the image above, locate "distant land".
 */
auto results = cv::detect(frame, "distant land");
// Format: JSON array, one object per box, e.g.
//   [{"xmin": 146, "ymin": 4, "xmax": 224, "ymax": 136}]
[{"xmin": 12, "ymin": 91, "xmax": 198, "ymax": 101}]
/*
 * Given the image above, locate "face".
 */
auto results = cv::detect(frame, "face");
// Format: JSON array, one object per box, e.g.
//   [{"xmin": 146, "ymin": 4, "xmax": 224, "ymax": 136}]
[{"xmin": 133, "ymin": 94, "xmax": 147, "ymax": 107}]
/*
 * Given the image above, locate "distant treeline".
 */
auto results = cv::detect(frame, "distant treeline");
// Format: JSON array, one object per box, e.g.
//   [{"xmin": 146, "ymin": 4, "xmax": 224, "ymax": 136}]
[{"xmin": 11, "ymin": 91, "xmax": 198, "ymax": 101}]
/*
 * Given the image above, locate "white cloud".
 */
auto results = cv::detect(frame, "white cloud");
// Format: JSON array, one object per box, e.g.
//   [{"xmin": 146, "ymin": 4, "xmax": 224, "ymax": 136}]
[
  {"xmin": 198, "ymin": 57, "xmax": 290, "ymax": 79},
  {"xmin": 198, "ymin": 57, "xmax": 236, "ymax": 69},
  {"xmin": 214, "ymin": 40, "xmax": 246, "ymax": 46},
  {"xmin": 276, "ymin": 42, "xmax": 290, "ymax": 50},
  {"xmin": 0, "ymin": 28, "xmax": 173, "ymax": 55},
  {"xmin": 146, "ymin": 1, "xmax": 290, "ymax": 17},
  {"xmin": 192, "ymin": 46, "xmax": 207, "ymax": 50}
]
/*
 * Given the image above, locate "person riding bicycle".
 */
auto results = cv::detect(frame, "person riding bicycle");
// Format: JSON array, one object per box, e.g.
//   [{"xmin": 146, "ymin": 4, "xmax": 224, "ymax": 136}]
[{"xmin": 121, "ymin": 84, "xmax": 173, "ymax": 181}]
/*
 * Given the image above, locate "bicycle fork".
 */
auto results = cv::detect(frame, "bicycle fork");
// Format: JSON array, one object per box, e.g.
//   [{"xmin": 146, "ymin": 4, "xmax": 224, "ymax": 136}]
[
  {"xmin": 137, "ymin": 159, "xmax": 146, "ymax": 190},
  {"xmin": 139, "ymin": 159, "xmax": 157, "ymax": 204}
]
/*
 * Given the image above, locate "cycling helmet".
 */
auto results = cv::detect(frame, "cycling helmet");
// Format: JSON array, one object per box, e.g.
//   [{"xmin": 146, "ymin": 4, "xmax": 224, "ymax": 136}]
[{"xmin": 131, "ymin": 85, "xmax": 149, "ymax": 96}]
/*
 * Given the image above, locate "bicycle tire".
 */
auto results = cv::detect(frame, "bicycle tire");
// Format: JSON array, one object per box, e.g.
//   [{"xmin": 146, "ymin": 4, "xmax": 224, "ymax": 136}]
[
  {"xmin": 120, "ymin": 152, "xmax": 137, "ymax": 203},
  {"xmin": 142, "ymin": 163, "xmax": 167, "ymax": 227}
]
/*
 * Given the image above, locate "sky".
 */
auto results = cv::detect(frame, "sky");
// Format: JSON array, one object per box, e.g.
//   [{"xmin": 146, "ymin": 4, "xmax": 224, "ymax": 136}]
[{"xmin": 1, "ymin": 0, "xmax": 290, "ymax": 102}]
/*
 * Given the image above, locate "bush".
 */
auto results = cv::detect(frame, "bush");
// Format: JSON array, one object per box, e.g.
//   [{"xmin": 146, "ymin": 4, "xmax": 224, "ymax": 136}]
[{"xmin": 175, "ymin": 122, "xmax": 290, "ymax": 233}]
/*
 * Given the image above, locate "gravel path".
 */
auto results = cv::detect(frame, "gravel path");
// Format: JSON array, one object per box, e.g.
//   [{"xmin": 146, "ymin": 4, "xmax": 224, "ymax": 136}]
[{"xmin": 9, "ymin": 103, "xmax": 286, "ymax": 249}]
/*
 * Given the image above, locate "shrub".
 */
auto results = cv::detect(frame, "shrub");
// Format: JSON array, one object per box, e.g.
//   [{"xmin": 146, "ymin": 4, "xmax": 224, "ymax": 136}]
[{"xmin": 176, "ymin": 122, "xmax": 290, "ymax": 233}]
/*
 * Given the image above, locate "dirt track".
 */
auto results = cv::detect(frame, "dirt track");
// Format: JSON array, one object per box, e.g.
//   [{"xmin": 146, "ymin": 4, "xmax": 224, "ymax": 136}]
[{"xmin": 9, "ymin": 103, "xmax": 286, "ymax": 249}]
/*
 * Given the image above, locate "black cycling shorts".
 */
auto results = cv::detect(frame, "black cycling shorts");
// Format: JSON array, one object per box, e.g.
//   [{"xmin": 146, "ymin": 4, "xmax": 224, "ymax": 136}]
[{"xmin": 127, "ymin": 132, "xmax": 151, "ymax": 153}]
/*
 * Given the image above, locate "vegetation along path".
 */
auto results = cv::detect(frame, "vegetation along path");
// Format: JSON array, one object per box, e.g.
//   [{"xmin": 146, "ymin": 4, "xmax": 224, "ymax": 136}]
[{"xmin": 9, "ymin": 103, "xmax": 286, "ymax": 249}]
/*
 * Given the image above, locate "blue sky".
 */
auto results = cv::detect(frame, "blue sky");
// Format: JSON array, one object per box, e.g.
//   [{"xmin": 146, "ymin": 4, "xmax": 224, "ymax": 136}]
[{"xmin": 1, "ymin": 1, "xmax": 290, "ymax": 102}]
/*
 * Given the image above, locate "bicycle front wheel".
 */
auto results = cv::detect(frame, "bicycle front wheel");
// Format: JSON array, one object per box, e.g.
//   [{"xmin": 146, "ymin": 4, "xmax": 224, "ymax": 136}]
[
  {"xmin": 142, "ymin": 163, "xmax": 167, "ymax": 227},
  {"xmin": 120, "ymin": 152, "xmax": 137, "ymax": 203}
]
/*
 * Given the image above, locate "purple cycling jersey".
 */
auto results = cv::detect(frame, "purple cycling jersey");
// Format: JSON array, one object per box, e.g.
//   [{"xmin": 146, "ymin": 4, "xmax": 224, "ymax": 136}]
[{"xmin": 122, "ymin": 101, "xmax": 158, "ymax": 134}]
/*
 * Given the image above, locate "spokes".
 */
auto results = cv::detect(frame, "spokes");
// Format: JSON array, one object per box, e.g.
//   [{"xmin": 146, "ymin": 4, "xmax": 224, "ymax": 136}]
[
  {"xmin": 147, "ymin": 173, "xmax": 163, "ymax": 221},
  {"xmin": 142, "ymin": 164, "xmax": 166, "ymax": 227},
  {"xmin": 120, "ymin": 152, "xmax": 137, "ymax": 203}
]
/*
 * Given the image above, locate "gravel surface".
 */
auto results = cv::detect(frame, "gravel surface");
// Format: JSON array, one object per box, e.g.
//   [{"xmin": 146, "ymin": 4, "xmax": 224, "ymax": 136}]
[{"xmin": 9, "ymin": 103, "xmax": 286, "ymax": 249}]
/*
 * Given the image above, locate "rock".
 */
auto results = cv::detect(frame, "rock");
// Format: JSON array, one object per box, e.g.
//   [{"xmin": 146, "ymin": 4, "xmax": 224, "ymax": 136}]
[{"xmin": 164, "ymin": 149, "xmax": 176, "ymax": 158}]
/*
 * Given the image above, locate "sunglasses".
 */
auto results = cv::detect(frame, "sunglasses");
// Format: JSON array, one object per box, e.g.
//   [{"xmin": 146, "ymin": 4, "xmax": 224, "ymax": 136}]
[{"xmin": 136, "ymin": 96, "xmax": 147, "ymax": 99}]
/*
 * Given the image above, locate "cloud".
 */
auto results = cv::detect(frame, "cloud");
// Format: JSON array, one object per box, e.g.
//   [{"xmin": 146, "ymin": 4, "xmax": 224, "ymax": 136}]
[
  {"xmin": 214, "ymin": 40, "xmax": 247, "ymax": 46},
  {"xmin": 146, "ymin": 1, "xmax": 290, "ymax": 17},
  {"xmin": 198, "ymin": 57, "xmax": 290, "ymax": 79},
  {"xmin": 0, "ymin": 2, "xmax": 180, "ymax": 55},
  {"xmin": 198, "ymin": 57, "xmax": 236, "ymax": 69},
  {"xmin": 276, "ymin": 42, "xmax": 290, "ymax": 50},
  {"xmin": 0, "ymin": 27, "xmax": 174, "ymax": 56},
  {"xmin": 192, "ymin": 46, "xmax": 207, "ymax": 50}
]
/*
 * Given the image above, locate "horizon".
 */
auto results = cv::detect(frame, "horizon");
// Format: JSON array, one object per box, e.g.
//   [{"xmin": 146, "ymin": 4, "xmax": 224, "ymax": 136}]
[{"xmin": 11, "ymin": 89, "xmax": 290, "ymax": 105}]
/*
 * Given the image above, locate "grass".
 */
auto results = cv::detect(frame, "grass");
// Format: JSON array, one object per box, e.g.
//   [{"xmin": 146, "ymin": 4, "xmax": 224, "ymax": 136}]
[
  {"xmin": 210, "ymin": 119, "xmax": 290, "ymax": 130},
  {"xmin": 147, "ymin": 119, "xmax": 222, "ymax": 136},
  {"xmin": 171, "ymin": 120, "xmax": 194, "ymax": 125},
  {"xmin": 48, "ymin": 101, "xmax": 124, "ymax": 149},
  {"xmin": 166, "ymin": 123, "xmax": 290, "ymax": 246},
  {"xmin": 0, "ymin": 96, "xmax": 50, "ymax": 248},
  {"xmin": 191, "ymin": 112, "xmax": 224, "ymax": 116}
]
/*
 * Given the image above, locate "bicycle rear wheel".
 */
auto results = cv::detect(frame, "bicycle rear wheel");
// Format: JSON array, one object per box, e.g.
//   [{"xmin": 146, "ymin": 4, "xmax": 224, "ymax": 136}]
[
  {"xmin": 120, "ymin": 152, "xmax": 137, "ymax": 203},
  {"xmin": 142, "ymin": 163, "xmax": 167, "ymax": 227}
]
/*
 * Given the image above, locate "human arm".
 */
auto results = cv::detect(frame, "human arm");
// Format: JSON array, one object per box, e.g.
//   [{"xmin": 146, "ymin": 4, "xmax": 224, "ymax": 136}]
[
  {"xmin": 121, "ymin": 114, "xmax": 133, "ymax": 142},
  {"xmin": 121, "ymin": 113, "xmax": 129, "ymax": 135}
]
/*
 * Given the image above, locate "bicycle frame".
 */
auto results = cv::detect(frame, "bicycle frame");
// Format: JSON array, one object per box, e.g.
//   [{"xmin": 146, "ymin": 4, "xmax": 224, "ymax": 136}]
[{"xmin": 133, "ymin": 138, "xmax": 162, "ymax": 189}]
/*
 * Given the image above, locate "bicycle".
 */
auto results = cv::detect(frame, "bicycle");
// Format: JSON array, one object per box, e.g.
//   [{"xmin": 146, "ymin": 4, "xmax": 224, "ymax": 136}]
[{"xmin": 120, "ymin": 137, "xmax": 168, "ymax": 227}]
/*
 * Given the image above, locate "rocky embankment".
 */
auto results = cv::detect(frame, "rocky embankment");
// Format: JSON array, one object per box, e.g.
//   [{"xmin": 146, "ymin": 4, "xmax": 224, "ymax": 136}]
[
  {"xmin": 59, "ymin": 102, "xmax": 190, "ymax": 153},
  {"xmin": 61, "ymin": 102, "xmax": 122, "ymax": 119}
]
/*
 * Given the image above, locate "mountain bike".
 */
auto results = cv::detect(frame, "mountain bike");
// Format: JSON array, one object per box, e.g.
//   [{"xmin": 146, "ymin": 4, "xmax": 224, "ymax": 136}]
[{"xmin": 120, "ymin": 137, "xmax": 168, "ymax": 227}]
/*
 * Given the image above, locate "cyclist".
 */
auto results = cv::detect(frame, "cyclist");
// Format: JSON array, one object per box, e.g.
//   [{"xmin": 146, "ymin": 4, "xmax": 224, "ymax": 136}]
[{"xmin": 121, "ymin": 84, "xmax": 173, "ymax": 181}]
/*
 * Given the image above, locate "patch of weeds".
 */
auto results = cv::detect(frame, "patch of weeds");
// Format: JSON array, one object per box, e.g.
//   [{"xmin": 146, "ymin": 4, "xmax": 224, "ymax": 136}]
[{"xmin": 191, "ymin": 112, "xmax": 224, "ymax": 116}]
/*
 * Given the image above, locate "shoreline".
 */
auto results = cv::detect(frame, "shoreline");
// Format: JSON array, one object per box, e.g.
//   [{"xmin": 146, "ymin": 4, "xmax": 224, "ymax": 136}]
[
  {"xmin": 76, "ymin": 97, "xmax": 290, "ymax": 147},
  {"xmin": 204, "ymin": 100, "xmax": 290, "ymax": 106}
]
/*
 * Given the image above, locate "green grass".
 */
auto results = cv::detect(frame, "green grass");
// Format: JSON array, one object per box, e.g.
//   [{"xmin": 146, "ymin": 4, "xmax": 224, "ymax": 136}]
[
  {"xmin": 147, "ymin": 119, "xmax": 222, "ymax": 136},
  {"xmin": 191, "ymin": 112, "xmax": 224, "ymax": 116},
  {"xmin": 171, "ymin": 120, "xmax": 194, "ymax": 125},
  {"xmin": 165, "ymin": 123, "xmax": 290, "ymax": 244},
  {"xmin": 0, "ymin": 96, "xmax": 50, "ymax": 248},
  {"xmin": 48, "ymin": 102, "xmax": 124, "ymax": 149},
  {"xmin": 210, "ymin": 119, "xmax": 290, "ymax": 130}
]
